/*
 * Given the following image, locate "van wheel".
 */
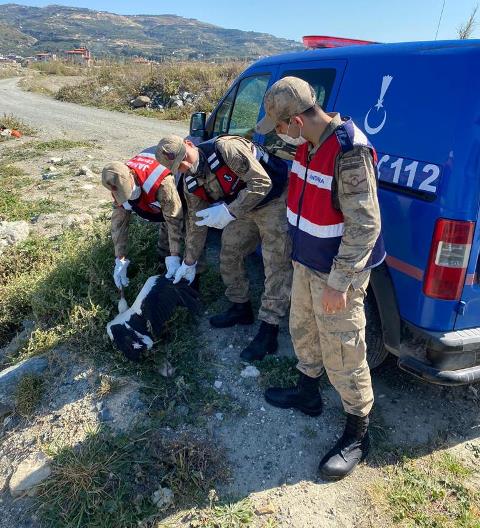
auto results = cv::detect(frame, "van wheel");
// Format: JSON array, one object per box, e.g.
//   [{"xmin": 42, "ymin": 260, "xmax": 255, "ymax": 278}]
[{"xmin": 364, "ymin": 288, "xmax": 390, "ymax": 369}]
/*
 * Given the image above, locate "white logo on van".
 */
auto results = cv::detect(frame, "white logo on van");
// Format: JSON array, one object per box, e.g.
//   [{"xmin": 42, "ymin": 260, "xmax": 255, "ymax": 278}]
[{"xmin": 364, "ymin": 75, "xmax": 393, "ymax": 135}]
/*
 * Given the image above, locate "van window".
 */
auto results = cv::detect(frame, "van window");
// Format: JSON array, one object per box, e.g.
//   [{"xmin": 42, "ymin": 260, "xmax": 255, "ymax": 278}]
[
  {"xmin": 228, "ymin": 75, "xmax": 270, "ymax": 140},
  {"xmin": 213, "ymin": 74, "xmax": 270, "ymax": 140},
  {"xmin": 213, "ymin": 86, "xmax": 236, "ymax": 136},
  {"xmin": 263, "ymin": 68, "xmax": 337, "ymax": 159}
]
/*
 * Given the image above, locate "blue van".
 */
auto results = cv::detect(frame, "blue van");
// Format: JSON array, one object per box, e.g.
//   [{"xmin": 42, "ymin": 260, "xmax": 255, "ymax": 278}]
[{"xmin": 188, "ymin": 39, "xmax": 480, "ymax": 386}]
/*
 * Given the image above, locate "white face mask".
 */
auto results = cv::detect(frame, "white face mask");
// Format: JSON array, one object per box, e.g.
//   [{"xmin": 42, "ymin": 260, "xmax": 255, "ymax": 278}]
[
  {"xmin": 278, "ymin": 118, "xmax": 307, "ymax": 146},
  {"xmin": 129, "ymin": 183, "xmax": 141, "ymax": 201}
]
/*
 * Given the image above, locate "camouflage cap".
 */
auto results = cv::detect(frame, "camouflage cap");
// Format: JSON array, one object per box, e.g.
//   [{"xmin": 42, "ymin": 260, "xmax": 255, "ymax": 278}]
[
  {"xmin": 101, "ymin": 162, "xmax": 133, "ymax": 204},
  {"xmin": 256, "ymin": 76, "xmax": 316, "ymax": 134},
  {"xmin": 156, "ymin": 134, "xmax": 186, "ymax": 174}
]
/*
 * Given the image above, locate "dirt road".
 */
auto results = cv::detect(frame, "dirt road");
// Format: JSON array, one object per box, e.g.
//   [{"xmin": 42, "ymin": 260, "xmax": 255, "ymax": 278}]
[{"xmin": 0, "ymin": 77, "xmax": 188, "ymax": 157}]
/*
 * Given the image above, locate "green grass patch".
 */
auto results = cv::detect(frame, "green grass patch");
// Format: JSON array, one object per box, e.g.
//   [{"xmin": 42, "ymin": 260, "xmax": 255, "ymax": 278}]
[
  {"xmin": 254, "ymin": 355, "xmax": 298, "ymax": 388},
  {"xmin": 0, "ymin": 163, "xmax": 59, "ymax": 221},
  {"xmin": 36, "ymin": 427, "xmax": 228, "ymax": 528},
  {"xmin": 185, "ymin": 495, "xmax": 255, "ymax": 527},
  {"xmin": 2, "ymin": 138, "xmax": 97, "ymax": 162},
  {"xmin": 15, "ymin": 373, "xmax": 44, "ymax": 417},
  {"xmin": 372, "ymin": 451, "xmax": 480, "ymax": 527},
  {"xmin": 0, "ymin": 217, "xmax": 239, "ymax": 424}
]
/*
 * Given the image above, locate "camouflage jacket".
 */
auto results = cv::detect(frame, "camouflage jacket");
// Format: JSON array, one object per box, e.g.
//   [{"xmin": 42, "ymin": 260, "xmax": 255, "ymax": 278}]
[
  {"xmin": 184, "ymin": 136, "xmax": 273, "ymax": 264},
  {"xmin": 111, "ymin": 173, "xmax": 183, "ymax": 258}
]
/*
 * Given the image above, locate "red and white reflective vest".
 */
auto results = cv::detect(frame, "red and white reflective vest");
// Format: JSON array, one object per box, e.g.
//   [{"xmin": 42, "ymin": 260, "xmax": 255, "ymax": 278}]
[
  {"xmin": 185, "ymin": 137, "xmax": 289, "ymax": 207},
  {"xmin": 287, "ymin": 117, "xmax": 385, "ymax": 273},
  {"xmin": 121, "ymin": 146, "xmax": 171, "ymax": 223}
]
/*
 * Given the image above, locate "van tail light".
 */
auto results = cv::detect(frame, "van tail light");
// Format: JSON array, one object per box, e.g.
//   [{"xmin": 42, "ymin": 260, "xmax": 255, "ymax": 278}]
[{"xmin": 423, "ymin": 219, "xmax": 475, "ymax": 300}]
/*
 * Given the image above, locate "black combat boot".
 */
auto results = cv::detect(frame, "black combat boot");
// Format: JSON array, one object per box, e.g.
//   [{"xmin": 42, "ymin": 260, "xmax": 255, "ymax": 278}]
[
  {"xmin": 240, "ymin": 321, "xmax": 279, "ymax": 362},
  {"xmin": 209, "ymin": 301, "xmax": 254, "ymax": 328},
  {"xmin": 264, "ymin": 372, "xmax": 323, "ymax": 416},
  {"xmin": 318, "ymin": 413, "xmax": 370, "ymax": 481}
]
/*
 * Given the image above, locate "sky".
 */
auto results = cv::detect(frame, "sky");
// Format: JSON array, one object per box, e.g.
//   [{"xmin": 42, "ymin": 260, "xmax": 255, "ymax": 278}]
[{"xmin": 1, "ymin": 0, "xmax": 479, "ymax": 42}]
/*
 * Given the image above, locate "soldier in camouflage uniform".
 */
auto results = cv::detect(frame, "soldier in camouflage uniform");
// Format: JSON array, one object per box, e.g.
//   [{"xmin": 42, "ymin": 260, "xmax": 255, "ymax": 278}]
[
  {"xmin": 156, "ymin": 134, "xmax": 292, "ymax": 361},
  {"xmin": 101, "ymin": 147, "xmax": 184, "ymax": 291},
  {"xmin": 256, "ymin": 77, "xmax": 385, "ymax": 481}
]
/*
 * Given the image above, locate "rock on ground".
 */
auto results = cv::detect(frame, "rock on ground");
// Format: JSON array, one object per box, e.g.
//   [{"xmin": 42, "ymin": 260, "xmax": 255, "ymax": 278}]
[
  {"xmin": 0, "ymin": 221, "xmax": 30, "ymax": 255},
  {"xmin": 131, "ymin": 95, "xmax": 151, "ymax": 108},
  {"xmin": 9, "ymin": 452, "xmax": 51, "ymax": 497},
  {"xmin": 0, "ymin": 356, "xmax": 48, "ymax": 408}
]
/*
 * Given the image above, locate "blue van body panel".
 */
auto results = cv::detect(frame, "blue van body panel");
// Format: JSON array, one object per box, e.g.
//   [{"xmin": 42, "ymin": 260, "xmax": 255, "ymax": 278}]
[
  {"xmin": 199, "ymin": 40, "xmax": 480, "ymax": 380},
  {"xmin": 242, "ymin": 41, "xmax": 480, "ymax": 333}
]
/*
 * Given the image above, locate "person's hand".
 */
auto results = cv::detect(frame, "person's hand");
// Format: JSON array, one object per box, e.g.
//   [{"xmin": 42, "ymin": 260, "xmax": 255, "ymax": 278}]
[
  {"xmin": 195, "ymin": 204, "xmax": 235, "ymax": 229},
  {"xmin": 165, "ymin": 255, "xmax": 181, "ymax": 279},
  {"xmin": 113, "ymin": 257, "xmax": 130, "ymax": 289},
  {"xmin": 173, "ymin": 261, "xmax": 197, "ymax": 285},
  {"xmin": 322, "ymin": 285, "xmax": 347, "ymax": 314}
]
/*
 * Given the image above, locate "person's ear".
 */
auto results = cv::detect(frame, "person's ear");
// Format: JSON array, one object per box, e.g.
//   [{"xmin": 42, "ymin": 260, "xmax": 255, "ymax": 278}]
[
  {"xmin": 184, "ymin": 139, "xmax": 194, "ymax": 148},
  {"xmin": 292, "ymin": 115, "xmax": 304, "ymax": 128}
]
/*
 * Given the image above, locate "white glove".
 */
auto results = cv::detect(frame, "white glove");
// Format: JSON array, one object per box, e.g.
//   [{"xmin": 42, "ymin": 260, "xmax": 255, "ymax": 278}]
[
  {"xmin": 113, "ymin": 257, "xmax": 130, "ymax": 289},
  {"xmin": 165, "ymin": 255, "xmax": 181, "ymax": 279},
  {"xmin": 195, "ymin": 204, "xmax": 235, "ymax": 229},
  {"xmin": 173, "ymin": 261, "xmax": 197, "ymax": 285}
]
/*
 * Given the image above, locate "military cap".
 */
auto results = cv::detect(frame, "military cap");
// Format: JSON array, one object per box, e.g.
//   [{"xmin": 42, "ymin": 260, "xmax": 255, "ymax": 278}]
[
  {"xmin": 256, "ymin": 76, "xmax": 316, "ymax": 134},
  {"xmin": 156, "ymin": 134, "xmax": 186, "ymax": 174},
  {"xmin": 101, "ymin": 162, "xmax": 134, "ymax": 205}
]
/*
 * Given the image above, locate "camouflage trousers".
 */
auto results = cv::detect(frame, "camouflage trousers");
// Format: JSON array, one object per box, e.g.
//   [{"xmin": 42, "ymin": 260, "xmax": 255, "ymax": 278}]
[
  {"xmin": 220, "ymin": 194, "xmax": 293, "ymax": 325},
  {"xmin": 156, "ymin": 221, "xmax": 170, "ymax": 260},
  {"xmin": 157, "ymin": 221, "xmax": 206, "ymax": 273},
  {"xmin": 290, "ymin": 261, "xmax": 374, "ymax": 417}
]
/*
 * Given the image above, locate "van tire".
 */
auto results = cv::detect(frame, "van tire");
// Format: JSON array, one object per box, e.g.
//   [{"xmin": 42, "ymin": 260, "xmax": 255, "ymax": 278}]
[{"xmin": 365, "ymin": 287, "xmax": 390, "ymax": 369}]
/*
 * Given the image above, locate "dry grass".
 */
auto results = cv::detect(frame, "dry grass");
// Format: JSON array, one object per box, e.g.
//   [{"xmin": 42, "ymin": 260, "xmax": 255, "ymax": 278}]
[
  {"xmin": 15, "ymin": 374, "xmax": 44, "ymax": 417},
  {"xmin": 36, "ymin": 428, "xmax": 229, "ymax": 528},
  {"xmin": 28, "ymin": 60, "xmax": 84, "ymax": 76},
  {"xmin": 0, "ymin": 64, "xmax": 22, "ymax": 80},
  {"xmin": 55, "ymin": 61, "xmax": 247, "ymax": 120}
]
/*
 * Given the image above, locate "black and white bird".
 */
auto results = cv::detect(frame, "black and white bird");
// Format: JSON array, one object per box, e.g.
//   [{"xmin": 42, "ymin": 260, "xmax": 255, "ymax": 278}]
[{"xmin": 106, "ymin": 275, "xmax": 200, "ymax": 361}]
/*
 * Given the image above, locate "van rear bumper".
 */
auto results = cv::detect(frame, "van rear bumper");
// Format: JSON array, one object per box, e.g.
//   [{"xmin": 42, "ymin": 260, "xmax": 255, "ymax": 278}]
[{"xmin": 399, "ymin": 322, "xmax": 480, "ymax": 385}]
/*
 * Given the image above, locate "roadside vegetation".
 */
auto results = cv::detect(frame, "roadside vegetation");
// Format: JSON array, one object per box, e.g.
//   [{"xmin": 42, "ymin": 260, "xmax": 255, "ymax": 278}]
[
  {"xmin": 24, "ymin": 60, "xmax": 247, "ymax": 120},
  {"xmin": 0, "ymin": 112, "xmax": 36, "ymax": 142},
  {"xmin": 0, "ymin": 64, "xmax": 22, "ymax": 80}
]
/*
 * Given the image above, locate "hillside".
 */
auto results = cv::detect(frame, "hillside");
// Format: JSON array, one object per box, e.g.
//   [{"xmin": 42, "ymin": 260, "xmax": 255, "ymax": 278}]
[{"xmin": 0, "ymin": 3, "xmax": 304, "ymax": 59}]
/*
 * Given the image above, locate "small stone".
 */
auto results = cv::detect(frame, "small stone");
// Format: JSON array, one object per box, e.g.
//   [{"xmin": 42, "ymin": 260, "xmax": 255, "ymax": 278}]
[
  {"xmin": 159, "ymin": 360, "xmax": 175, "ymax": 378},
  {"xmin": 215, "ymin": 412, "xmax": 224, "ymax": 421},
  {"xmin": 49, "ymin": 157, "xmax": 62, "ymax": 164},
  {"xmin": 255, "ymin": 502, "xmax": 276, "ymax": 515},
  {"xmin": 9, "ymin": 452, "xmax": 51, "ymax": 497},
  {"xmin": 132, "ymin": 95, "xmax": 151, "ymax": 108},
  {"xmin": 96, "ymin": 401, "xmax": 104, "ymax": 411},
  {"xmin": 214, "ymin": 380, "xmax": 222, "ymax": 389},
  {"xmin": 151, "ymin": 486, "xmax": 174, "ymax": 510},
  {"xmin": 240, "ymin": 366, "xmax": 260, "ymax": 378},
  {"xmin": 260, "ymin": 406, "xmax": 266, "ymax": 412},
  {"xmin": 228, "ymin": 344, "xmax": 234, "ymax": 349}
]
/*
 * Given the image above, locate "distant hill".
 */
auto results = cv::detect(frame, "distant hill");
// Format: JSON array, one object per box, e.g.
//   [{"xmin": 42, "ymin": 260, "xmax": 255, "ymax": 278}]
[{"xmin": 0, "ymin": 3, "xmax": 304, "ymax": 60}]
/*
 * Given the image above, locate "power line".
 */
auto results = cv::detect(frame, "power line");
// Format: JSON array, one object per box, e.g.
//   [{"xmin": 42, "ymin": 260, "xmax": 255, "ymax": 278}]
[{"xmin": 435, "ymin": 0, "xmax": 447, "ymax": 40}]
